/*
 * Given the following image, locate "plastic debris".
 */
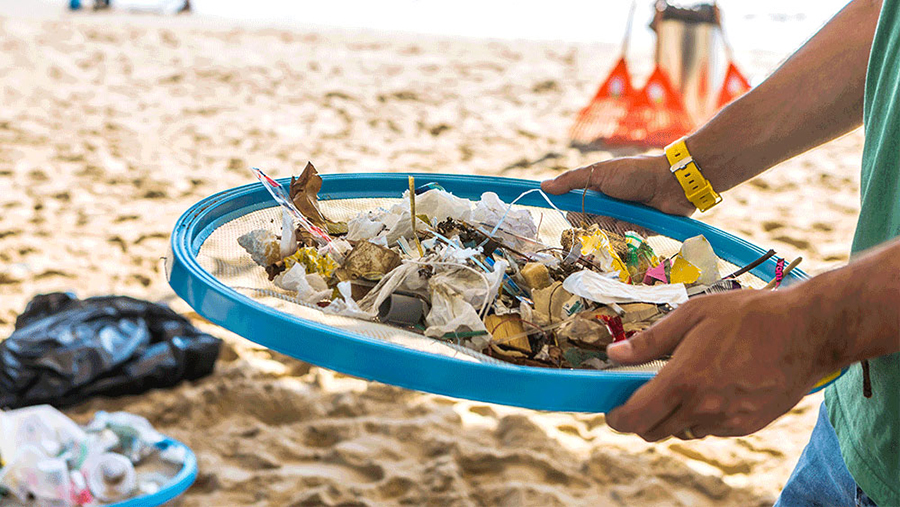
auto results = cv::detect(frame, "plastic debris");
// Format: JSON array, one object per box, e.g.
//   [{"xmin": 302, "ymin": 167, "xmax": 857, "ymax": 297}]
[
  {"xmin": 643, "ymin": 261, "xmax": 669, "ymax": 285},
  {"xmin": 282, "ymin": 247, "xmax": 339, "ymax": 278},
  {"xmin": 0, "ymin": 406, "xmax": 182, "ymax": 506},
  {"xmin": 240, "ymin": 165, "xmax": 753, "ymax": 370},
  {"xmin": 85, "ymin": 453, "xmax": 136, "ymax": 503},
  {"xmin": 414, "ymin": 188, "xmax": 473, "ymax": 224},
  {"xmin": 563, "ymin": 270, "xmax": 688, "ymax": 307},
  {"xmin": 669, "ymin": 255, "xmax": 701, "ymax": 284},
  {"xmin": 686, "ymin": 278, "xmax": 743, "ymax": 297},
  {"xmin": 557, "ymin": 311, "xmax": 613, "ymax": 349},
  {"xmin": 531, "ymin": 282, "xmax": 575, "ymax": 325},
  {"xmin": 274, "ymin": 265, "xmax": 332, "ymax": 304},
  {"xmin": 322, "ymin": 282, "xmax": 371, "ymax": 319},
  {"xmin": 623, "ymin": 231, "xmax": 659, "ymax": 278},
  {"xmin": 83, "ymin": 411, "xmax": 164, "ymax": 463},
  {"xmin": 679, "ymin": 235, "xmax": 720, "ymax": 285},
  {"xmin": 333, "ymin": 240, "xmax": 402, "ymax": 282},
  {"xmin": 520, "ymin": 262, "xmax": 552, "ymax": 290},
  {"xmin": 280, "ymin": 209, "xmax": 298, "ymax": 259},
  {"xmin": 424, "ymin": 283, "xmax": 488, "ymax": 348},
  {"xmin": 484, "ymin": 314, "xmax": 531, "ymax": 353},
  {"xmin": 377, "ymin": 293, "xmax": 429, "ymax": 327},
  {"xmin": 346, "ymin": 213, "xmax": 386, "ymax": 241},
  {"xmin": 471, "ymin": 191, "xmax": 538, "ymax": 240},
  {"xmin": 579, "ymin": 230, "xmax": 631, "ymax": 282}
]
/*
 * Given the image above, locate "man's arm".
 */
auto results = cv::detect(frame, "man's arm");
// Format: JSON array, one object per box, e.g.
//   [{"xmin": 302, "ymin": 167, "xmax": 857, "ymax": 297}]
[
  {"xmin": 542, "ymin": 0, "xmax": 882, "ymax": 215},
  {"xmin": 691, "ymin": 0, "xmax": 881, "ymax": 191},
  {"xmin": 604, "ymin": 239, "xmax": 900, "ymax": 441}
]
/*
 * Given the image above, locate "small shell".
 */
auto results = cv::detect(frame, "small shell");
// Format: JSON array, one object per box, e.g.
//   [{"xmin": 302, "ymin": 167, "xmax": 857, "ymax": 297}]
[{"xmin": 237, "ymin": 229, "xmax": 281, "ymax": 267}]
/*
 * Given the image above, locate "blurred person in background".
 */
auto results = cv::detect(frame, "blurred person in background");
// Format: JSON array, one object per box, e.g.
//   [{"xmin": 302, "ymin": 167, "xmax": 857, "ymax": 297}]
[
  {"xmin": 544, "ymin": 0, "xmax": 898, "ymax": 505},
  {"xmin": 68, "ymin": 0, "xmax": 190, "ymax": 13}
]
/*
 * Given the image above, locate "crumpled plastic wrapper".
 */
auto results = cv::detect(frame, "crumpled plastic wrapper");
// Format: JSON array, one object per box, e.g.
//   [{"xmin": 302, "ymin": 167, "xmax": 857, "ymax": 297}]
[
  {"xmin": 411, "ymin": 188, "xmax": 473, "ymax": 223},
  {"xmin": 369, "ymin": 189, "xmax": 475, "ymax": 245},
  {"xmin": 424, "ymin": 283, "xmax": 489, "ymax": 349},
  {"xmin": 579, "ymin": 230, "xmax": 630, "ymax": 282},
  {"xmin": 346, "ymin": 212, "xmax": 386, "ymax": 241},
  {"xmin": 357, "ymin": 262, "xmax": 431, "ymax": 316},
  {"xmin": 471, "ymin": 191, "xmax": 538, "ymax": 239},
  {"xmin": 428, "ymin": 258, "xmax": 508, "ymax": 313},
  {"xmin": 283, "ymin": 247, "xmax": 339, "ymax": 278},
  {"xmin": 0, "ymin": 405, "xmax": 87, "ymax": 468},
  {"xmin": 562, "ymin": 269, "xmax": 688, "ymax": 307},
  {"xmin": 323, "ymin": 282, "xmax": 371, "ymax": 319},
  {"xmin": 274, "ymin": 264, "xmax": 332, "ymax": 304}
]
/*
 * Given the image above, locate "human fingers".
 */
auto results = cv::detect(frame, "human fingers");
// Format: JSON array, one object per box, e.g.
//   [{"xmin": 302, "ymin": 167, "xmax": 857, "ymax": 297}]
[
  {"xmin": 641, "ymin": 390, "xmax": 727, "ymax": 441},
  {"xmin": 540, "ymin": 164, "xmax": 597, "ymax": 195},
  {"xmin": 606, "ymin": 301, "xmax": 701, "ymax": 365},
  {"xmin": 606, "ymin": 373, "xmax": 682, "ymax": 437}
]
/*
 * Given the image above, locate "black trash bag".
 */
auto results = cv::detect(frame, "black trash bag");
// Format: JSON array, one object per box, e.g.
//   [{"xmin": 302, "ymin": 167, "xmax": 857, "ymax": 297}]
[{"xmin": 0, "ymin": 293, "xmax": 222, "ymax": 409}]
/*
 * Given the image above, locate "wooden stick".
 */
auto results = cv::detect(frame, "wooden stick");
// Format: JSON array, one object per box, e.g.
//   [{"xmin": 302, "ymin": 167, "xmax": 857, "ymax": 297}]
[{"xmin": 763, "ymin": 257, "xmax": 802, "ymax": 290}]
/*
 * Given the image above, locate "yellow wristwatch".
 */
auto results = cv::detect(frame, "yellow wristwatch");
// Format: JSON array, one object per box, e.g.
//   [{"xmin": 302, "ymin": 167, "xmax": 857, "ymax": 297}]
[{"xmin": 664, "ymin": 138, "xmax": 722, "ymax": 212}]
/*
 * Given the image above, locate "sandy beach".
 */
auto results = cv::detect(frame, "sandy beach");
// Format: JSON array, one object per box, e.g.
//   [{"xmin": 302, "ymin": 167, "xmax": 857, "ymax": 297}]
[{"xmin": 0, "ymin": 9, "xmax": 864, "ymax": 506}]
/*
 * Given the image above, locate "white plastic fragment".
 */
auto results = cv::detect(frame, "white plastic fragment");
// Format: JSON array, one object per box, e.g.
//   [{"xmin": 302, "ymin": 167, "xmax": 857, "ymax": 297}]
[
  {"xmin": 280, "ymin": 209, "xmax": 298, "ymax": 259},
  {"xmin": 411, "ymin": 188, "xmax": 473, "ymax": 223},
  {"xmin": 274, "ymin": 264, "xmax": 332, "ymax": 304},
  {"xmin": 471, "ymin": 191, "xmax": 538, "ymax": 239},
  {"xmin": 424, "ymin": 283, "xmax": 489, "ymax": 349},
  {"xmin": 679, "ymin": 235, "xmax": 721, "ymax": 285},
  {"xmin": 346, "ymin": 213, "xmax": 385, "ymax": 241},
  {"xmin": 562, "ymin": 269, "xmax": 689, "ymax": 307},
  {"xmin": 323, "ymin": 281, "xmax": 371, "ymax": 319}
]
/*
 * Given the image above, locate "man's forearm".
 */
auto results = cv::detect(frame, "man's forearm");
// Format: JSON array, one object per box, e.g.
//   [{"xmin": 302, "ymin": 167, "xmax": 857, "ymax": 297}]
[
  {"xmin": 789, "ymin": 239, "xmax": 900, "ymax": 370},
  {"xmin": 687, "ymin": 0, "xmax": 882, "ymax": 191}
]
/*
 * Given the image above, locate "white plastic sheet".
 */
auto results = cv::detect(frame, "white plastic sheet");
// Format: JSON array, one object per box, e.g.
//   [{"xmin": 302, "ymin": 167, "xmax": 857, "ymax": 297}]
[
  {"xmin": 562, "ymin": 270, "xmax": 688, "ymax": 307},
  {"xmin": 471, "ymin": 191, "xmax": 538, "ymax": 239}
]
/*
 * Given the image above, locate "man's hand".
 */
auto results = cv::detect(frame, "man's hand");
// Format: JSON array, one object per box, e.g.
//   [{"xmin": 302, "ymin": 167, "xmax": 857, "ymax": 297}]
[
  {"xmin": 540, "ymin": 155, "xmax": 696, "ymax": 216},
  {"xmin": 605, "ymin": 287, "xmax": 834, "ymax": 441},
  {"xmin": 544, "ymin": 0, "xmax": 879, "ymax": 215}
]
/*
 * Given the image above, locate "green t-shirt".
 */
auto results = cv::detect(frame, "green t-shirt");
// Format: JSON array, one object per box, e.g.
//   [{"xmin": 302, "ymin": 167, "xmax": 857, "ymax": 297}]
[{"xmin": 825, "ymin": 2, "xmax": 900, "ymax": 505}]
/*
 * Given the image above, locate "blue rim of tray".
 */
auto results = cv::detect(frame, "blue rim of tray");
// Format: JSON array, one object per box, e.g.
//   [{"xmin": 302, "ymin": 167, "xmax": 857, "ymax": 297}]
[
  {"xmin": 108, "ymin": 437, "xmax": 197, "ymax": 507},
  {"xmin": 168, "ymin": 173, "xmax": 842, "ymax": 413}
]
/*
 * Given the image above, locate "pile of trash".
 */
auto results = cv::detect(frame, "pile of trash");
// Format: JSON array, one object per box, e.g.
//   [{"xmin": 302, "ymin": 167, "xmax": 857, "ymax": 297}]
[
  {"xmin": 0, "ymin": 406, "xmax": 185, "ymax": 506},
  {"xmin": 240, "ymin": 164, "xmax": 764, "ymax": 370}
]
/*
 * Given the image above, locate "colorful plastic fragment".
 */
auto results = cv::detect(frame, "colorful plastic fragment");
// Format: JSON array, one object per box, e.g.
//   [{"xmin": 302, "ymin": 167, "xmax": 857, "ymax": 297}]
[{"xmin": 283, "ymin": 247, "xmax": 339, "ymax": 278}]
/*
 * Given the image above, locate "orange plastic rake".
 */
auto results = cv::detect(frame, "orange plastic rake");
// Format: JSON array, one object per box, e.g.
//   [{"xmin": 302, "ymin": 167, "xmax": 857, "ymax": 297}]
[
  {"xmin": 716, "ymin": 61, "xmax": 751, "ymax": 108},
  {"xmin": 606, "ymin": 66, "xmax": 693, "ymax": 148},
  {"xmin": 715, "ymin": 7, "xmax": 752, "ymax": 108},
  {"xmin": 569, "ymin": 2, "xmax": 638, "ymax": 147}
]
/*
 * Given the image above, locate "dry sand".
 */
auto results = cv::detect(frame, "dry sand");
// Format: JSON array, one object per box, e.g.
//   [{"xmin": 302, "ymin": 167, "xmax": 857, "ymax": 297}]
[{"xmin": 0, "ymin": 10, "xmax": 863, "ymax": 506}]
